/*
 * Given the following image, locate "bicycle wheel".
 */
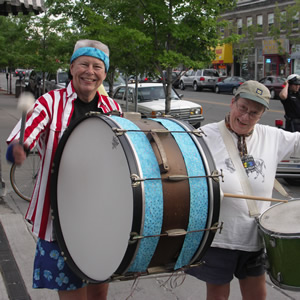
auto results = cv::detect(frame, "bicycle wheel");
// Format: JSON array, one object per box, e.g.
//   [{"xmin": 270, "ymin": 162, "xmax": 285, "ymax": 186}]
[{"xmin": 10, "ymin": 150, "xmax": 40, "ymax": 202}]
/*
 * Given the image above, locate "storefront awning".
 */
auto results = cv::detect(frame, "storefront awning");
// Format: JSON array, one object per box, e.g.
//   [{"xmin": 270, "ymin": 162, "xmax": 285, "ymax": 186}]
[
  {"xmin": 0, "ymin": 0, "xmax": 44, "ymax": 16},
  {"xmin": 212, "ymin": 44, "xmax": 233, "ymax": 64}
]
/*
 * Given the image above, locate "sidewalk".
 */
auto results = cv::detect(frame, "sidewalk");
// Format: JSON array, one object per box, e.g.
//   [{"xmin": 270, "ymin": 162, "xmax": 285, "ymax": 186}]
[{"xmin": 0, "ymin": 88, "xmax": 299, "ymax": 299}]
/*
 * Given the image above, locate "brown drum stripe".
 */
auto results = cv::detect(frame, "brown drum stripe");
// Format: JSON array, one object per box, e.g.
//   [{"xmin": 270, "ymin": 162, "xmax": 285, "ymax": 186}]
[{"xmin": 133, "ymin": 119, "xmax": 190, "ymax": 269}]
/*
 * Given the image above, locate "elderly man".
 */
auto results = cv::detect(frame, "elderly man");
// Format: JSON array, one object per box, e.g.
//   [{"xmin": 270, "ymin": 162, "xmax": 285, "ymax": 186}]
[
  {"xmin": 186, "ymin": 81, "xmax": 300, "ymax": 300},
  {"xmin": 279, "ymin": 74, "xmax": 300, "ymax": 132},
  {"xmin": 6, "ymin": 39, "xmax": 121, "ymax": 300}
]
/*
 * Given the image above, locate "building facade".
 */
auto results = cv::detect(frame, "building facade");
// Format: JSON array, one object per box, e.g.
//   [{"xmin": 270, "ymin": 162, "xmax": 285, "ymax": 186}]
[{"xmin": 216, "ymin": 0, "xmax": 300, "ymax": 80}]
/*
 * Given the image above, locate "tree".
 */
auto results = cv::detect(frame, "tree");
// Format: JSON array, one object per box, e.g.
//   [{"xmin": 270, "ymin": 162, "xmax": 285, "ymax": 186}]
[
  {"xmin": 25, "ymin": 2, "xmax": 77, "ymax": 92},
  {"xmin": 58, "ymin": 0, "xmax": 235, "ymax": 113},
  {"xmin": 271, "ymin": 0, "xmax": 300, "ymax": 60},
  {"xmin": 0, "ymin": 15, "xmax": 31, "ymax": 70}
]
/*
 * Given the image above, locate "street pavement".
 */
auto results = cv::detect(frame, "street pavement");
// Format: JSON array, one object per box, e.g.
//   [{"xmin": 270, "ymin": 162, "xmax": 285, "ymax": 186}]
[{"xmin": 0, "ymin": 82, "xmax": 299, "ymax": 299}]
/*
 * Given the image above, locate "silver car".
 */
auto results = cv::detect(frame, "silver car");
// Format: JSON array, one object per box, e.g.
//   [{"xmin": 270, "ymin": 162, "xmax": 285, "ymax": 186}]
[
  {"xmin": 276, "ymin": 156, "xmax": 300, "ymax": 185},
  {"xmin": 45, "ymin": 70, "xmax": 69, "ymax": 92},
  {"xmin": 275, "ymin": 120, "xmax": 300, "ymax": 185},
  {"xmin": 113, "ymin": 83, "xmax": 204, "ymax": 128},
  {"xmin": 179, "ymin": 69, "xmax": 220, "ymax": 91}
]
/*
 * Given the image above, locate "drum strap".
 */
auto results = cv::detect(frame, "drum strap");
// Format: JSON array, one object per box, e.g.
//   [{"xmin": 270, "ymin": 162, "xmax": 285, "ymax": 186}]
[{"xmin": 218, "ymin": 120, "xmax": 260, "ymax": 218}]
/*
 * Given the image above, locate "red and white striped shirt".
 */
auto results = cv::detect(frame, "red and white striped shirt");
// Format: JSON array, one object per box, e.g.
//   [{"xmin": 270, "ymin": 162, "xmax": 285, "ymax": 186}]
[{"xmin": 7, "ymin": 81, "xmax": 122, "ymax": 241}]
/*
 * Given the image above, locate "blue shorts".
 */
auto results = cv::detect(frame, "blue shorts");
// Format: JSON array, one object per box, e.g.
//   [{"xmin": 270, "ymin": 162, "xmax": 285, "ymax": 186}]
[
  {"xmin": 186, "ymin": 247, "xmax": 265, "ymax": 285},
  {"xmin": 33, "ymin": 238, "xmax": 87, "ymax": 291}
]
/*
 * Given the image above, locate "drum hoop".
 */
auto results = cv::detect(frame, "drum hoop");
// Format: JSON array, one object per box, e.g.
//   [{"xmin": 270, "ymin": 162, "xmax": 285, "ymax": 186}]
[
  {"xmin": 51, "ymin": 114, "xmax": 143, "ymax": 282},
  {"xmin": 170, "ymin": 119, "xmax": 220, "ymax": 264},
  {"xmin": 259, "ymin": 199, "xmax": 300, "ymax": 237}
]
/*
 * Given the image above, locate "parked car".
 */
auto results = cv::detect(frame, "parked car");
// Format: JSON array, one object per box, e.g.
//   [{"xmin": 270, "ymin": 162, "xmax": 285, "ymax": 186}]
[
  {"xmin": 45, "ymin": 69, "xmax": 69, "ymax": 92},
  {"xmin": 127, "ymin": 74, "xmax": 162, "ymax": 84},
  {"xmin": 162, "ymin": 70, "xmax": 181, "ymax": 88},
  {"xmin": 275, "ymin": 119, "xmax": 300, "ymax": 185},
  {"xmin": 27, "ymin": 70, "xmax": 45, "ymax": 98},
  {"xmin": 179, "ymin": 69, "xmax": 220, "ymax": 91},
  {"xmin": 215, "ymin": 76, "xmax": 246, "ymax": 95},
  {"xmin": 113, "ymin": 83, "xmax": 204, "ymax": 128},
  {"xmin": 258, "ymin": 76, "xmax": 286, "ymax": 99},
  {"xmin": 103, "ymin": 75, "xmax": 126, "ymax": 95},
  {"xmin": 23, "ymin": 69, "xmax": 33, "ymax": 90},
  {"xmin": 14, "ymin": 68, "xmax": 26, "ymax": 77}
]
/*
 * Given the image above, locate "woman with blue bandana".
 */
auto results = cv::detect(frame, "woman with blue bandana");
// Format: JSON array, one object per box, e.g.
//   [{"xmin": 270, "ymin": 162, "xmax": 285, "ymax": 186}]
[{"xmin": 6, "ymin": 39, "xmax": 122, "ymax": 299}]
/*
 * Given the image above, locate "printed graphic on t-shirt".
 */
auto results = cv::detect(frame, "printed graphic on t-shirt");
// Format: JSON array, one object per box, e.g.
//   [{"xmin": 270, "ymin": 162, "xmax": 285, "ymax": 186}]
[{"xmin": 224, "ymin": 157, "xmax": 266, "ymax": 182}]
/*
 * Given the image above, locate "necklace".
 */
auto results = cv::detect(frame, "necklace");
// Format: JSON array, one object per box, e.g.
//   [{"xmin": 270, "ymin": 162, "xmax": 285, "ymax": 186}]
[{"xmin": 224, "ymin": 115, "xmax": 256, "ymax": 171}]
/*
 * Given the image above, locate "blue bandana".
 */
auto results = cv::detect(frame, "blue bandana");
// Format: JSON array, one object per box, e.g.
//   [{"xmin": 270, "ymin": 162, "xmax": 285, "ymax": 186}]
[{"xmin": 70, "ymin": 47, "xmax": 109, "ymax": 72}]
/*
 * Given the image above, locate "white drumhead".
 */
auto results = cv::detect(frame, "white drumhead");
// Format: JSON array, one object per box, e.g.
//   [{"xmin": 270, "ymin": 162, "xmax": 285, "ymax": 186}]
[
  {"xmin": 260, "ymin": 200, "xmax": 300, "ymax": 234},
  {"xmin": 56, "ymin": 117, "xmax": 133, "ymax": 281}
]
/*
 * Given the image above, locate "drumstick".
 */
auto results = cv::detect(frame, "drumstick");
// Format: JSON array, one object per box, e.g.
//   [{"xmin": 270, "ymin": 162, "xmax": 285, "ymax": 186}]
[
  {"xmin": 223, "ymin": 193, "xmax": 288, "ymax": 203},
  {"xmin": 17, "ymin": 92, "xmax": 35, "ymax": 146}
]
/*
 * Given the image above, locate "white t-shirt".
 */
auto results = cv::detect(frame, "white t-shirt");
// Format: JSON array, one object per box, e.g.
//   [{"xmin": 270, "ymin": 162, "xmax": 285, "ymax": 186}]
[{"xmin": 201, "ymin": 122, "xmax": 300, "ymax": 251}]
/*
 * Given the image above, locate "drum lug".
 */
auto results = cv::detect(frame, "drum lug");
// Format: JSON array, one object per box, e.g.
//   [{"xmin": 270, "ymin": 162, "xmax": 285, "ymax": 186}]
[
  {"xmin": 193, "ymin": 128, "xmax": 207, "ymax": 137},
  {"xmin": 211, "ymin": 222, "xmax": 223, "ymax": 233},
  {"xmin": 269, "ymin": 237, "xmax": 276, "ymax": 248},
  {"xmin": 262, "ymin": 252, "xmax": 270, "ymax": 271},
  {"xmin": 277, "ymin": 272, "xmax": 282, "ymax": 283},
  {"xmin": 131, "ymin": 174, "xmax": 142, "ymax": 187},
  {"xmin": 86, "ymin": 111, "xmax": 101, "ymax": 116},
  {"xmin": 211, "ymin": 169, "xmax": 223, "ymax": 183},
  {"xmin": 129, "ymin": 232, "xmax": 139, "ymax": 244},
  {"xmin": 112, "ymin": 128, "xmax": 127, "ymax": 136}
]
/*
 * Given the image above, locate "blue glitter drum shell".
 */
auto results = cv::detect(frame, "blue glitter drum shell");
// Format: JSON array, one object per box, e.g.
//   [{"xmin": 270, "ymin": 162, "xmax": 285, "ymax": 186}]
[
  {"xmin": 111, "ymin": 116, "xmax": 210, "ymax": 272},
  {"xmin": 111, "ymin": 116, "xmax": 164, "ymax": 272}
]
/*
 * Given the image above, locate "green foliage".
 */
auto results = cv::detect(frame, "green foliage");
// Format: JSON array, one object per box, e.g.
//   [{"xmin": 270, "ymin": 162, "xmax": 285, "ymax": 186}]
[
  {"xmin": 0, "ymin": 0, "xmax": 234, "ymax": 113},
  {"xmin": 271, "ymin": 0, "xmax": 300, "ymax": 55},
  {"xmin": 65, "ymin": 0, "xmax": 234, "ymax": 111}
]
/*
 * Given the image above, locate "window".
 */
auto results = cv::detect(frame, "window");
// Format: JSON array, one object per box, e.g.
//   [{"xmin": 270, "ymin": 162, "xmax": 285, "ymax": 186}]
[
  {"xmin": 186, "ymin": 70, "xmax": 194, "ymax": 76},
  {"xmin": 220, "ymin": 26, "xmax": 225, "ymax": 38},
  {"xmin": 247, "ymin": 17, "xmax": 252, "ymax": 27},
  {"xmin": 293, "ymin": 12, "xmax": 299, "ymax": 30},
  {"xmin": 266, "ymin": 77, "xmax": 273, "ymax": 84},
  {"xmin": 237, "ymin": 18, "xmax": 242, "ymax": 34},
  {"xmin": 114, "ymin": 88, "xmax": 126, "ymax": 100},
  {"xmin": 203, "ymin": 69, "xmax": 219, "ymax": 77},
  {"xmin": 268, "ymin": 13, "xmax": 274, "ymax": 32},
  {"xmin": 280, "ymin": 11, "xmax": 286, "ymax": 30},
  {"xmin": 257, "ymin": 14, "xmax": 263, "ymax": 31},
  {"xmin": 228, "ymin": 20, "xmax": 233, "ymax": 35}
]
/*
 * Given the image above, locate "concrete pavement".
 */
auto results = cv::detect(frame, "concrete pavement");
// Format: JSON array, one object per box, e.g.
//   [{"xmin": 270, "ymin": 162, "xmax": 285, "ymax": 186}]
[{"xmin": 0, "ymin": 86, "xmax": 299, "ymax": 299}]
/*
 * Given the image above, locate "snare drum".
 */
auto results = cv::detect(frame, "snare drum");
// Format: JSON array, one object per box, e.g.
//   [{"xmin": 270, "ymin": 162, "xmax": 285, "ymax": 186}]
[
  {"xmin": 259, "ymin": 199, "xmax": 300, "ymax": 291},
  {"xmin": 51, "ymin": 114, "xmax": 220, "ymax": 283}
]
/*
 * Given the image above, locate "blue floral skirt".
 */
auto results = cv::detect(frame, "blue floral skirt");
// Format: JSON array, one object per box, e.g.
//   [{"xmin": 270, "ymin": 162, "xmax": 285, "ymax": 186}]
[{"xmin": 33, "ymin": 238, "xmax": 87, "ymax": 291}]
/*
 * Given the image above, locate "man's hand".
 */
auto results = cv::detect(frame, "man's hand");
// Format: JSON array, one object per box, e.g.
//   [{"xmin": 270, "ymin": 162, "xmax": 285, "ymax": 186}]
[{"xmin": 12, "ymin": 143, "xmax": 27, "ymax": 165}]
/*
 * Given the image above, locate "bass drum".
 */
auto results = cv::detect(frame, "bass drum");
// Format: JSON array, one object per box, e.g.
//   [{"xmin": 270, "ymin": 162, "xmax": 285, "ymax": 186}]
[
  {"xmin": 259, "ymin": 199, "xmax": 300, "ymax": 291},
  {"xmin": 51, "ymin": 114, "xmax": 221, "ymax": 283}
]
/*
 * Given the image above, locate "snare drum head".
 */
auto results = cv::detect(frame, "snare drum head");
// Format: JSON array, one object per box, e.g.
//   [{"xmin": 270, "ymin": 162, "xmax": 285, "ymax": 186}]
[
  {"xmin": 260, "ymin": 200, "xmax": 300, "ymax": 234},
  {"xmin": 52, "ymin": 116, "xmax": 134, "ymax": 282}
]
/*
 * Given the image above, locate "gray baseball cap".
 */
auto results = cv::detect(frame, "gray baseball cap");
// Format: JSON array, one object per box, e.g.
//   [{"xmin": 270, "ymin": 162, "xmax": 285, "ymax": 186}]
[{"xmin": 236, "ymin": 80, "xmax": 270, "ymax": 109}]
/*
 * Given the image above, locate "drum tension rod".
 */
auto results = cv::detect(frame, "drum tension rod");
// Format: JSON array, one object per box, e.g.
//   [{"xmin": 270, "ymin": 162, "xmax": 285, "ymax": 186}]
[
  {"xmin": 129, "ymin": 222, "xmax": 223, "ymax": 242},
  {"xmin": 85, "ymin": 110, "xmax": 122, "ymax": 117},
  {"xmin": 112, "ymin": 128, "xmax": 205, "ymax": 137},
  {"xmin": 130, "ymin": 170, "xmax": 223, "ymax": 186}
]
